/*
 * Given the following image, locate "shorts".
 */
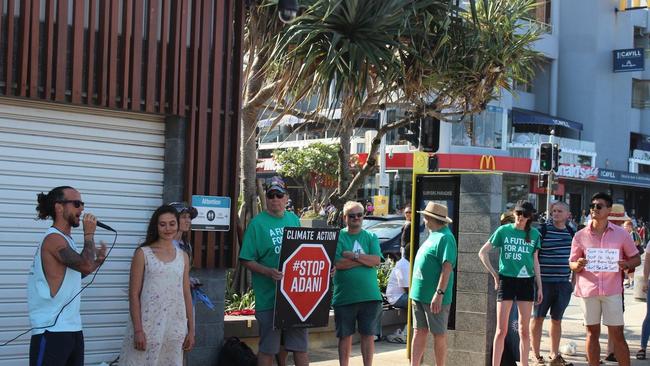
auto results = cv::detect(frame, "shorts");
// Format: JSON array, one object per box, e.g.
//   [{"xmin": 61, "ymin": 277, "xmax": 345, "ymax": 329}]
[
  {"xmin": 497, "ymin": 275, "xmax": 535, "ymax": 302},
  {"xmin": 580, "ymin": 294, "xmax": 625, "ymax": 326},
  {"xmin": 411, "ymin": 300, "xmax": 450, "ymax": 334},
  {"xmin": 255, "ymin": 310, "xmax": 308, "ymax": 354},
  {"xmin": 533, "ymin": 281, "xmax": 573, "ymax": 320},
  {"xmin": 333, "ymin": 301, "xmax": 382, "ymax": 338},
  {"xmin": 392, "ymin": 293, "xmax": 409, "ymax": 309},
  {"xmin": 30, "ymin": 330, "xmax": 84, "ymax": 366}
]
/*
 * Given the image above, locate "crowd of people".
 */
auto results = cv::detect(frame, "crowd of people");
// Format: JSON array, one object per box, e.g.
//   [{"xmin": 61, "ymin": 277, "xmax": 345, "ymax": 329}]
[{"xmin": 24, "ymin": 182, "xmax": 650, "ymax": 366}]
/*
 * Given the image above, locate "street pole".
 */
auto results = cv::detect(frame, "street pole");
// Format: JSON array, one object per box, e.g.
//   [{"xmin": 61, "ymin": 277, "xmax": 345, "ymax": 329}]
[
  {"xmin": 379, "ymin": 106, "xmax": 388, "ymax": 197},
  {"xmin": 546, "ymin": 129, "xmax": 555, "ymax": 221}
]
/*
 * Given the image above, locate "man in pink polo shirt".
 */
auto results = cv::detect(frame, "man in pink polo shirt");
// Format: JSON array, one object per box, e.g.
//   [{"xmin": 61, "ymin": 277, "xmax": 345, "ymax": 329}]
[{"xmin": 570, "ymin": 192, "xmax": 641, "ymax": 366}]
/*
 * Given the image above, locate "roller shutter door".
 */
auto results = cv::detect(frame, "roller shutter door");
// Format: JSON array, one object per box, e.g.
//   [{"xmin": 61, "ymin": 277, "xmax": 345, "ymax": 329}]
[{"xmin": 0, "ymin": 103, "xmax": 165, "ymax": 365}]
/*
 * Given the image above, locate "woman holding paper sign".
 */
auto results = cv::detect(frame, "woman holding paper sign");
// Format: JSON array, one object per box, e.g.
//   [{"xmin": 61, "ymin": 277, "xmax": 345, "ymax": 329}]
[
  {"xmin": 478, "ymin": 200, "xmax": 543, "ymax": 366},
  {"xmin": 569, "ymin": 192, "xmax": 640, "ymax": 366}
]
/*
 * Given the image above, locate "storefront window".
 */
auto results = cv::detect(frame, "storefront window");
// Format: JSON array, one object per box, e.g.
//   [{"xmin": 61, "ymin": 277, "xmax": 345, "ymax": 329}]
[
  {"xmin": 502, "ymin": 175, "xmax": 531, "ymax": 210},
  {"xmin": 451, "ymin": 106, "xmax": 503, "ymax": 149}
]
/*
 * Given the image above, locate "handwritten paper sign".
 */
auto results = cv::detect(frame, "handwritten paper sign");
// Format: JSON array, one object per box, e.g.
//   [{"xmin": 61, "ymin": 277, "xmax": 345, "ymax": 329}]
[{"xmin": 585, "ymin": 248, "xmax": 620, "ymax": 273}]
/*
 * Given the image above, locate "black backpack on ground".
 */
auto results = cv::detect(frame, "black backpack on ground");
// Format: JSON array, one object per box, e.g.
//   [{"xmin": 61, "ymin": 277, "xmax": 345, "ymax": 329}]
[{"xmin": 217, "ymin": 337, "xmax": 257, "ymax": 366}]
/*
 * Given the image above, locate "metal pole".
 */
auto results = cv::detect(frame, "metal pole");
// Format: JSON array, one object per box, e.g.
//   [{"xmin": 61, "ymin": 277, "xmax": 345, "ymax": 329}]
[
  {"xmin": 379, "ymin": 106, "xmax": 388, "ymax": 197},
  {"xmin": 546, "ymin": 129, "xmax": 555, "ymax": 220}
]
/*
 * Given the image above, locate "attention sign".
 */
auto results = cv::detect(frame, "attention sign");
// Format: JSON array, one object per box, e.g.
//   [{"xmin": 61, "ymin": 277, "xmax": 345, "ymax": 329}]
[{"xmin": 274, "ymin": 227, "xmax": 339, "ymax": 329}]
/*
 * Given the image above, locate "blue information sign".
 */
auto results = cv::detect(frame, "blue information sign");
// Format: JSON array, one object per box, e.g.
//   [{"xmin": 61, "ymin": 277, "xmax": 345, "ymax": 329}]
[
  {"xmin": 613, "ymin": 48, "xmax": 644, "ymax": 73},
  {"xmin": 191, "ymin": 195, "xmax": 231, "ymax": 231}
]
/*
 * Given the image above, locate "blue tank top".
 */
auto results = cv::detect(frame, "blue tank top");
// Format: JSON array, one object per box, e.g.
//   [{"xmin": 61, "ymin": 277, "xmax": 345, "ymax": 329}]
[{"xmin": 27, "ymin": 227, "xmax": 82, "ymax": 334}]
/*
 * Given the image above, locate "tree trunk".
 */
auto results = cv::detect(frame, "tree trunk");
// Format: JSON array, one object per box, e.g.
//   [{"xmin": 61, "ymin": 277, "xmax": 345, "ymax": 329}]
[{"xmin": 327, "ymin": 125, "xmax": 352, "ymax": 226}]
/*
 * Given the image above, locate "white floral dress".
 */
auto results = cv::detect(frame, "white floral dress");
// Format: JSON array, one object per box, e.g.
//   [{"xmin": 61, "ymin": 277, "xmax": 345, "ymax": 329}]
[{"xmin": 119, "ymin": 246, "xmax": 187, "ymax": 365}]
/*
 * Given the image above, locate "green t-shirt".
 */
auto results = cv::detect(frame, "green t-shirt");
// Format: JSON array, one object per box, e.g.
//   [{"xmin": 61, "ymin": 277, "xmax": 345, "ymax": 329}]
[
  {"xmin": 409, "ymin": 226, "xmax": 457, "ymax": 305},
  {"xmin": 489, "ymin": 223, "xmax": 541, "ymax": 278},
  {"xmin": 239, "ymin": 211, "xmax": 301, "ymax": 311},
  {"xmin": 332, "ymin": 228, "xmax": 383, "ymax": 306}
]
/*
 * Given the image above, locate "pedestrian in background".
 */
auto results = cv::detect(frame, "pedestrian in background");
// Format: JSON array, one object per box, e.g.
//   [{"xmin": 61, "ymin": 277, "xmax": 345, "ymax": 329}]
[
  {"xmin": 119, "ymin": 205, "xmax": 194, "ymax": 365},
  {"xmin": 479, "ymin": 200, "xmax": 543, "ymax": 366},
  {"xmin": 530, "ymin": 201, "xmax": 575, "ymax": 366},
  {"xmin": 333, "ymin": 201, "xmax": 383, "ymax": 366}
]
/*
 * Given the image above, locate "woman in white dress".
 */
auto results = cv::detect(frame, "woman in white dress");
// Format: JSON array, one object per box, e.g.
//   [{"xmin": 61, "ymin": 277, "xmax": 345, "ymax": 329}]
[{"xmin": 119, "ymin": 205, "xmax": 195, "ymax": 365}]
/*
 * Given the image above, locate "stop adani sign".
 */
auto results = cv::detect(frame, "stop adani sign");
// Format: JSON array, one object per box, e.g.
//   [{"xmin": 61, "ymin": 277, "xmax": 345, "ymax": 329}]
[{"xmin": 274, "ymin": 227, "xmax": 338, "ymax": 329}]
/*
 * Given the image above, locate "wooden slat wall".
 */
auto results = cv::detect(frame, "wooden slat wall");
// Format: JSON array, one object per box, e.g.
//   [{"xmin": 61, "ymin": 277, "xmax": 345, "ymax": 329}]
[{"xmin": 0, "ymin": 0, "xmax": 243, "ymax": 268}]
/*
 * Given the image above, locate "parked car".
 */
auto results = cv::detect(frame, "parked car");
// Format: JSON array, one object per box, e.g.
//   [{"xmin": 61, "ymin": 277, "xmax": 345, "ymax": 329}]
[
  {"xmin": 362, "ymin": 214, "xmax": 405, "ymax": 230},
  {"xmin": 366, "ymin": 220, "xmax": 407, "ymax": 261}
]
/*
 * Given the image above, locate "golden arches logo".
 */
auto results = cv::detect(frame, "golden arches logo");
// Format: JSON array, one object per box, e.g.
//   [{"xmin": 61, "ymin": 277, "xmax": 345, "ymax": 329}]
[{"xmin": 479, "ymin": 155, "xmax": 496, "ymax": 170}]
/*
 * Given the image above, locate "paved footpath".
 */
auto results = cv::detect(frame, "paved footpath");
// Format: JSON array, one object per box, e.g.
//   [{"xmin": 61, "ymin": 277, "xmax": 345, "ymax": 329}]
[{"xmin": 307, "ymin": 285, "xmax": 649, "ymax": 366}]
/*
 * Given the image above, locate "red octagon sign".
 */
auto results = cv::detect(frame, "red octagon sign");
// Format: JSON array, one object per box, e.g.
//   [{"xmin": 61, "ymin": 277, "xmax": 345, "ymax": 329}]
[{"xmin": 280, "ymin": 244, "xmax": 331, "ymax": 322}]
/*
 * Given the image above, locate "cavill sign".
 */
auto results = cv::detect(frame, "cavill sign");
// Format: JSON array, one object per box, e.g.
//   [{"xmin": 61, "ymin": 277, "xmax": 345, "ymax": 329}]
[{"xmin": 613, "ymin": 48, "xmax": 644, "ymax": 73}]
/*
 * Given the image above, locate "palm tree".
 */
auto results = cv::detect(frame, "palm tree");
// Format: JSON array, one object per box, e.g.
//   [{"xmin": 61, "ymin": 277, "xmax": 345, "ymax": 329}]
[{"xmin": 264, "ymin": 0, "xmax": 542, "ymax": 223}]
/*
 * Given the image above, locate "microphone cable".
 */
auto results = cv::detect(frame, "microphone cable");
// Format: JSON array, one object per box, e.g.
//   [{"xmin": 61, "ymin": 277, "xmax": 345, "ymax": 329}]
[{"xmin": 1, "ymin": 230, "xmax": 118, "ymax": 347}]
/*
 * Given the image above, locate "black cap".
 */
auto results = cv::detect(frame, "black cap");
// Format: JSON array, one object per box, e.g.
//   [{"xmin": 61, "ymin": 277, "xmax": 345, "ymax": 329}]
[{"xmin": 514, "ymin": 200, "xmax": 536, "ymax": 215}]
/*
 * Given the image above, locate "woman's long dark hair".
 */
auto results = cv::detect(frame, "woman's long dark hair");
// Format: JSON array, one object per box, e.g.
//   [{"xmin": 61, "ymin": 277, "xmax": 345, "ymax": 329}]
[
  {"xmin": 140, "ymin": 205, "xmax": 179, "ymax": 247},
  {"xmin": 524, "ymin": 216, "xmax": 533, "ymax": 243}
]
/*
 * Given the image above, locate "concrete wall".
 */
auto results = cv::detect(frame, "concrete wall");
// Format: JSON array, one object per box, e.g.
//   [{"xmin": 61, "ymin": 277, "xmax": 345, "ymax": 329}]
[{"xmin": 557, "ymin": 0, "xmax": 644, "ymax": 170}]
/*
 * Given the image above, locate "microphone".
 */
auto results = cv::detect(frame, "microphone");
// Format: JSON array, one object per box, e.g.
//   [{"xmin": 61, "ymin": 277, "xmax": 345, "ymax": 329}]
[{"xmin": 96, "ymin": 220, "xmax": 116, "ymax": 232}]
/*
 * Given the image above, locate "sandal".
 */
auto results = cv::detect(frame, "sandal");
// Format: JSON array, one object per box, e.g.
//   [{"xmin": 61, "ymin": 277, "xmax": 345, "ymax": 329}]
[
  {"xmin": 637, "ymin": 349, "xmax": 647, "ymax": 360},
  {"xmin": 604, "ymin": 353, "xmax": 617, "ymax": 362}
]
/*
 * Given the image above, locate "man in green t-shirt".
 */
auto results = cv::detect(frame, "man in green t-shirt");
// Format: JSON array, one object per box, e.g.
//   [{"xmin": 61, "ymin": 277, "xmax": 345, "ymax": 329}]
[
  {"xmin": 333, "ymin": 201, "xmax": 383, "ymax": 366},
  {"xmin": 410, "ymin": 202, "xmax": 457, "ymax": 366},
  {"xmin": 239, "ymin": 177, "xmax": 308, "ymax": 366}
]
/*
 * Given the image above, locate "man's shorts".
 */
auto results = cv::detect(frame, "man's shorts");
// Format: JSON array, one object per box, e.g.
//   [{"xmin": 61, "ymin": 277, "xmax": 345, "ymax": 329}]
[
  {"xmin": 392, "ymin": 293, "xmax": 409, "ymax": 309},
  {"xmin": 29, "ymin": 330, "xmax": 84, "ymax": 366},
  {"xmin": 579, "ymin": 294, "xmax": 625, "ymax": 326},
  {"xmin": 411, "ymin": 300, "xmax": 450, "ymax": 335},
  {"xmin": 255, "ymin": 310, "xmax": 308, "ymax": 354},
  {"xmin": 533, "ymin": 281, "xmax": 573, "ymax": 320},
  {"xmin": 333, "ymin": 300, "xmax": 382, "ymax": 338},
  {"xmin": 497, "ymin": 275, "xmax": 535, "ymax": 302}
]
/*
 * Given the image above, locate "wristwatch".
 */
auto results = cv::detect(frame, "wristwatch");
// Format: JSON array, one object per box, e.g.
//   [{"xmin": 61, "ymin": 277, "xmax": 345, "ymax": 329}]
[
  {"xmin": 436, "ymin": 289, "xmax": 445, "ymax": 295},
  {"xmin": 353, "ymin": 252, "xmax": 360, "ymax": 261}
]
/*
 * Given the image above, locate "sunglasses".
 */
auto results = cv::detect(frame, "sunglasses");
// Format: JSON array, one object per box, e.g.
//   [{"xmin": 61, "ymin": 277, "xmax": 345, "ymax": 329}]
[
  {"xmin": 266, "ymin": 192, "xmax": 285, "ymax": 199},
  {"xmin": 347, "ymin": 213, "xmax": 364, "ymax": 219},
  {"xmin": 589, "ymin": 203, "xmax": 604, "ymax": 210},
  {"xmin": 57, "ymin": 200, "xmax": 85, "ymax": 208},
  {"xmin": 514, "ymin": 210, "xmax": 530, "ymax": 218}
]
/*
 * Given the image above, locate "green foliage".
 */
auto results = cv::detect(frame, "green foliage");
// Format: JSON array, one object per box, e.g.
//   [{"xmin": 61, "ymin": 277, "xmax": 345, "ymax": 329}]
[
  {"xmin": 273, "ymin": 142, "xmax": 339, "ymax": 205},
  {"xmin": 225, "ymin": 269, "xmax": 256, "ymax": 312},
  {"xmin": 377, "ymin": 260, "xmax": 395, "ymax": 294}
]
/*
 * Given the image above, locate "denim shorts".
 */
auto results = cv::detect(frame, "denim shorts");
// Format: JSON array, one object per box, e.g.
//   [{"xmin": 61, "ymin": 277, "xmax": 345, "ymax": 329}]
[
  {"xmin": 333, "ymin": 301, "xmax": 383, "ymax": 338},
  {"xmin": 533, "ymin": 281, "xmax": 573, "ymax": 320}
]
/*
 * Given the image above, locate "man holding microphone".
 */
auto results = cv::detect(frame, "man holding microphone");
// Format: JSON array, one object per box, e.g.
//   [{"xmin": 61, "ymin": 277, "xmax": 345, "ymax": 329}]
[{"xmin": 28, "ymin": 186, "xmax": 107, "ymax": 366}]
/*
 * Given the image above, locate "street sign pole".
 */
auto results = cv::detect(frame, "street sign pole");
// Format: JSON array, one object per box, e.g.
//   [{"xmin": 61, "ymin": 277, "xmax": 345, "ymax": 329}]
[{"xmin": 546, "ymin": 130, "xmax": 555, "ymax": 221}]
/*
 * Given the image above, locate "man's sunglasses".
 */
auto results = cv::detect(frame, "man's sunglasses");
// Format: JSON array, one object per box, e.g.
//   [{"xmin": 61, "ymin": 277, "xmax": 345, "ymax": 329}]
[
  {"xmin": 57, "ymin": 200, "xmax": 85, "ymax": 208},
  {"xmin": 347, "ymin": 213, "xmax": 364, "ymax": 219},
  {"xmin": 589, "ymin": 203, "xmax": 605, "ymax": 210},
  {"xmin": 266, "ymin": 192, "xmax": 285, "ymax": 199}
]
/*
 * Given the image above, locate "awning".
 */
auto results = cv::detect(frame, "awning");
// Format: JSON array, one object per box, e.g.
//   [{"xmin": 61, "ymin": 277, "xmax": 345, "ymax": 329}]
[{"xmin": 512, "ymin": 108, "xmax": 583, "ymax": 131}]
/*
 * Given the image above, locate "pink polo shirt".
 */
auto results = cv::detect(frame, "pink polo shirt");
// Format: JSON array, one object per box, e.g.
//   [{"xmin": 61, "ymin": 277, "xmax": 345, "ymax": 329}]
[{"xmin": 570, "ymin": 222, "xmax": 639, "ymax": 297}]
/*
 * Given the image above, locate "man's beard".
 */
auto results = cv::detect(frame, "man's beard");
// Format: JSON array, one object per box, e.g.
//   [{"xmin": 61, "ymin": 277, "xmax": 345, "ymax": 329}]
[{"xmin": 68, "ymin": 215, "xmax": 80, "ymax": 228}]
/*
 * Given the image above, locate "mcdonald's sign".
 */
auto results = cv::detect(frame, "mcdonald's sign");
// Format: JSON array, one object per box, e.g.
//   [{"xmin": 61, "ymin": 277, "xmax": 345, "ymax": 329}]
[{"xmin": 479, "ymin": 155, "xmax": 496, "ymax": 170}]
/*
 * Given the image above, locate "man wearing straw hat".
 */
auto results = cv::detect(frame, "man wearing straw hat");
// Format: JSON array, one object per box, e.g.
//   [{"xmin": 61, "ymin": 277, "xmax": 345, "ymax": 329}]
[
  {"xmin": 570, "ymin": 192, "xmax": 640, "ymax": 366},
  {"xmin": 409, "ymin": 202, "xmax": 457, "ymax": 366}
]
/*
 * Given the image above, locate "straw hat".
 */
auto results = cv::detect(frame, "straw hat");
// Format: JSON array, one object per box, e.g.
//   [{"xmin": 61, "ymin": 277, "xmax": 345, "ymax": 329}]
[
  {"xmin": 418, "ymin": 202, "xmax": 452, "ymax": 223},
  {"xmin": 607, "ymin": 203, "xmax": 631, "ymax": 222}
]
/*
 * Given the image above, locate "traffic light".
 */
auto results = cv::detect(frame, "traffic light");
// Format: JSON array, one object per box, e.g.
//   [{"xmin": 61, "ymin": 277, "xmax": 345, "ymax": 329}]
[
  {"xmin": 428, "ymin": 155, "xmax": 438, "ymax": 172},
  {"xmin": 552, "ymin": 143, "xmax": 561, "ymax": 172},
  {"xmin": 398, "ymin": 120, "xmax": 420, "ymax": 147},
  {"xmin": 539, "ymin": 143, "xmax": 553, "ymax": 172},
  {"xmin": 419, "ymin": 117, "xmax": 440, "ymax": 153},
  {"xmin": 538, "ymin": 173, "xmax": 548, "ymax": 189}
]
